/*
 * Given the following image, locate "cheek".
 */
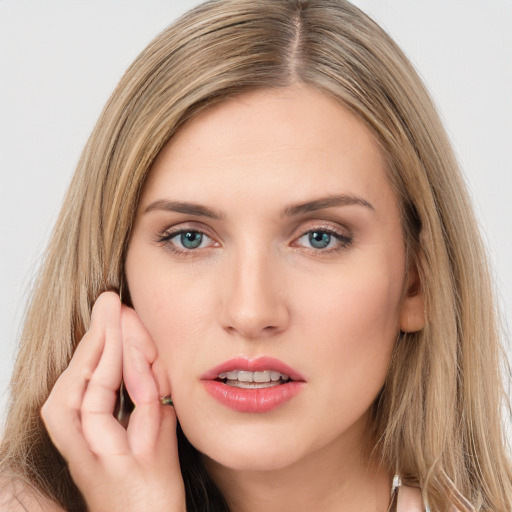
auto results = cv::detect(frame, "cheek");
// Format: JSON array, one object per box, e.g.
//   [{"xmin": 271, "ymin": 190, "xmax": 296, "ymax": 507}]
[
  {"xmin": 125, "ymin": 246, "xmax": 218, "ymax": 373},
  {"xmin": 296, "ymin": 255, "xmax": 403, "ymax": 336},
  {"xmin": 294, "ymin": 258, "xmax": 403, "ymax": 394}
]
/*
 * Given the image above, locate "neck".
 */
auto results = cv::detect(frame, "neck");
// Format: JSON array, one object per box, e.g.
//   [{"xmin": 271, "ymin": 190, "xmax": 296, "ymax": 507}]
[{"xmin": 203, "ymin": 422, "xmax": 392, "ymax": 512}]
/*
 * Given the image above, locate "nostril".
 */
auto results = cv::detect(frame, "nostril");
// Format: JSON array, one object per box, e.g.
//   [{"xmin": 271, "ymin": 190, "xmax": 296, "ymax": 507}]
[{"xmin": 219, "ymin": 271, "xmax": 291, "ymax": 338}]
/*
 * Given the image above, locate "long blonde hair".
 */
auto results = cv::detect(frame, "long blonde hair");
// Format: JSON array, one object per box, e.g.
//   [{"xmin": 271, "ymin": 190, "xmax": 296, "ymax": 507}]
[{"xmin": 1, "ymin": 1, "xmax": 511, "ymax": 510}]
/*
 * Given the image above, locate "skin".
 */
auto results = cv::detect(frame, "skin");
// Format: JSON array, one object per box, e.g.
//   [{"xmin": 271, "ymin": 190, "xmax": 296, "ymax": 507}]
[{"xmin": 41, "ymin": 84, "xmax": 424, "ymax": 512}]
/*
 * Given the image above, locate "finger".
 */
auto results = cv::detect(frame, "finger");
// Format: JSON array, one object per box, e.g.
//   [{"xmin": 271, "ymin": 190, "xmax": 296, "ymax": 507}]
[
  {"xmin": 121, "ymin": 306, "xmax": 158, "ymax": 404},
  {"xmin": 126, "ymin": 397, "xmax": 162, "ymax": 460},
  {"xmin": 86, "ymin": 292, "xmax": 124, "ymax": 391},
  {"xmin": 42, "ymin": 367, "xmax": 98, "ymax": 469},
  {"xmin": 153, "ymin": 405, "xmax": 181, "ymax": 475},
  {"xmin": 81, "ymin": 292, "xmax": 129, "ymax": 457},
  {"xmin": 45, "ymin": 291, "xmax": 115, "ymax": 417},
  {"xmin": 121, "ymin": 305, "xmax": 157, "ymax": 366},
  {"xmin": 121, "ymin": 307, "xmax": 162, "ymax": 458},
  {"xmin": 40, "ymin": 294, "xmax": 118, "ymax": 462}
]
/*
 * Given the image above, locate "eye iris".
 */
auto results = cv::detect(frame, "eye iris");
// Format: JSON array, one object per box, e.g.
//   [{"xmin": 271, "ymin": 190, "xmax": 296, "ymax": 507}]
[
  {"xmin": 181, "ymin": 231, "xmax": 203, "ymax": 249},
  {"xmin": 309, "ymin": 231, "xmax": 331, "ymax": 249}
]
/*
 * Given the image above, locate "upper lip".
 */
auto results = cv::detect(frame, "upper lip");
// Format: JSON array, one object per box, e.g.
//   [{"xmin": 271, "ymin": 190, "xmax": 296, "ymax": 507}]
[{"xmin": 201, "ymin": 356, "xmax": 306, "ymax": 382}]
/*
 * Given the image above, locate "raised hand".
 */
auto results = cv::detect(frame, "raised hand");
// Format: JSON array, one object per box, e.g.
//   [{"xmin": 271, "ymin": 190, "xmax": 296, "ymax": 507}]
[{"xmin": 41, "ymin": 292, "xmax": 186, "ymax": 512}]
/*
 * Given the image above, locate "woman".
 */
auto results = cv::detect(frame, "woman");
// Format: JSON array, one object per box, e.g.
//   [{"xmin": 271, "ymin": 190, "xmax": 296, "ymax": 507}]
[{"xmin": 1, "ymin": 0, "xmax": 511, "ymax": 511}]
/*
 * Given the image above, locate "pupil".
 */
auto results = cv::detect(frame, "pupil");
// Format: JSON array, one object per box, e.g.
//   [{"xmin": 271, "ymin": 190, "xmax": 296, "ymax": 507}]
[
  {"xmin": 181, "ymin": 231, "xmax": 202, "ymax": 249},
  {"xmin": 309, "ymin": 231, "xmax": 330, "ymax": 249}
]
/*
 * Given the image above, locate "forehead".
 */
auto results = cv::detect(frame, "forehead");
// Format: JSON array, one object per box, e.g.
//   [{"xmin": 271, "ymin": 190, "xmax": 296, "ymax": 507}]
[{"xmin": 140, "ymin": 85, "xmax": 393, "ymax": 213}]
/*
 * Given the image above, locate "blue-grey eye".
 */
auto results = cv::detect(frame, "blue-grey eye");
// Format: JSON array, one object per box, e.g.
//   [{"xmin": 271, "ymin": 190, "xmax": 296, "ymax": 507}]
[
  {"xmin": 308, "ymin": 231, "xmax": 331, "ymax": 249},
  {"xmin": 180, "ymin": 231, "xmax": 203, "ymax": 249},
  {"xmin": 295, "ymin": 227, "xmax": 351, "ymax": 252}
]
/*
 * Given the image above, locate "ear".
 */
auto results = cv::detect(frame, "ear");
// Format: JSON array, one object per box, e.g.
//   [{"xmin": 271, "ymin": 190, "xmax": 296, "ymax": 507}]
[{"xmin": 399, "ymin": 263, "xmax": 425, "ymax": 333}]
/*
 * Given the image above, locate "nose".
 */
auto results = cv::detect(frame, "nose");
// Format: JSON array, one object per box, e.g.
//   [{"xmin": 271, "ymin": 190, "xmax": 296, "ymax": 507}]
[{"xmin": 219, "ymin": 248, "xmax": 290, "ymax": 339}]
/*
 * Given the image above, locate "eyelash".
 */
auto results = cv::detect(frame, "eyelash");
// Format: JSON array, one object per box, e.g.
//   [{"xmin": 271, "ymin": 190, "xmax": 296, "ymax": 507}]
[
  {"xmin": 156, "ymin": 224, "xmax": 353, "ymax": 256},
  {"xmin": 293, "ymin": 225, "xmax": 353, "ymax": 253},
  {"xmin": 156, "ymin": 226, "xmax": 217, "ymax": 256}
]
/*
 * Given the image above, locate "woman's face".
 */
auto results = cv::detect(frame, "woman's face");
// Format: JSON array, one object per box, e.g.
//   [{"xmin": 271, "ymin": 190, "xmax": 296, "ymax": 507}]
[{"xmin": 125, "ymin": 85, "xmax": 423, "ymax": 472}]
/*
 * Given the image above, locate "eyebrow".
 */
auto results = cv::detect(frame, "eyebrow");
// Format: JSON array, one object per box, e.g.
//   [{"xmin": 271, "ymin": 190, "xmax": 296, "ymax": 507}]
[
  {"xmin": 144, "ymin": 200, "xmax": 224, "ymax": 219},
  {"xmin": 143, "ymin": 194, "xmax": 374, "ymax": 219},
  {"xmin": 281, "ymin": 194, "xmax": 374, "ymax": 217}
]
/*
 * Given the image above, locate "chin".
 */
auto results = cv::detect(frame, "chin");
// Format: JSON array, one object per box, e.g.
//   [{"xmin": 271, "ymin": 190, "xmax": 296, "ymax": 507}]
[
  {"xmin": 184, "ymin": 425, "xmax": 309, "ymax": 472},
  {"xmin": 204, "ymin": 447, "xmax": 302, "ymax": 473}
]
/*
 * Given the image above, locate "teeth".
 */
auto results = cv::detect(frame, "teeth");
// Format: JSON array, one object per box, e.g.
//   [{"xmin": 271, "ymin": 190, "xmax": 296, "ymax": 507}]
[
  {"xmin": 226, "ymin": 380, "xmax": 280, "ymax": 389},
  {"xmin": 218, "ymin": 370, "xmax": 291, "ymax": 383},
  {"xmin": 253, "ymin": 371, "xmax": 270, "ymax": 383},
  {"xmin": 238, "ymin": 371, "xmax": 253, "ymax": 382}
]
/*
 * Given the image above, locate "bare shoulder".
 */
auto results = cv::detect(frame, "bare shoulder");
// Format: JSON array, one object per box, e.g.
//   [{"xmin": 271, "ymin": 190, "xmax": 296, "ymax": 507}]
[
  {"xmin": 0, "ymin": 477, "xmax": 65, "ymax": 512},
  {"xmin": 398, "ymin": 484, "xmax": 425, "ymax": 512}
]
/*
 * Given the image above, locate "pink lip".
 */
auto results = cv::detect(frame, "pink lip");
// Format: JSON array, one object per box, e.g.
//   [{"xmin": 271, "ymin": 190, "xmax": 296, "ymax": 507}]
[
  {"xmin": 201, "ymin": 356, "xmax": 306, "ymax": 381},
  {"xmin": 201, "ymin": 356, "xmax": 306, "ymax": 413}
]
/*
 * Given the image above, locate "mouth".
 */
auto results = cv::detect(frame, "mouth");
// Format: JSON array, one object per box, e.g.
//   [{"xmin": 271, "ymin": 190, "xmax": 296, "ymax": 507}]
[
  {"xmin": 201, "ymin": 357, "xmax": 305, "ymax": 413},
  {"xmin": 216, "ymin": 370, "xmax": 291, "ymax": 389}
]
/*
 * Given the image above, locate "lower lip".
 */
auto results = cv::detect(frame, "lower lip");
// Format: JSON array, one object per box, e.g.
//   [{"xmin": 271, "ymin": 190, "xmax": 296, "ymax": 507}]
[{"xmin": 202, "ymin": 380, "xmax": 304, "ymax": 413}]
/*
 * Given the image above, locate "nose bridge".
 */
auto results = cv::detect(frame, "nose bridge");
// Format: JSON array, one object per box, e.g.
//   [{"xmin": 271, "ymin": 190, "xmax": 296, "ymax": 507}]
[{"xmin": 220, "ymin": 240, "xmax": 289, "ymax": 338}]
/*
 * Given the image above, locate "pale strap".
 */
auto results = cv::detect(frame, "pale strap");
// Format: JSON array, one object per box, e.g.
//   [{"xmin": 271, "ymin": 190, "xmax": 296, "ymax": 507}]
[{"xmin": 391, "ymin": 475, "xmax": 431, "ymax": 512}]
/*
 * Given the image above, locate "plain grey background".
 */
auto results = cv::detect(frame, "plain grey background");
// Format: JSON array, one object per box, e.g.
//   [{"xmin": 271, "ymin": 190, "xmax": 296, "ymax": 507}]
[{"xmin": 1, "ymin": 0, "xmax": 511, "ymax": 426}]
